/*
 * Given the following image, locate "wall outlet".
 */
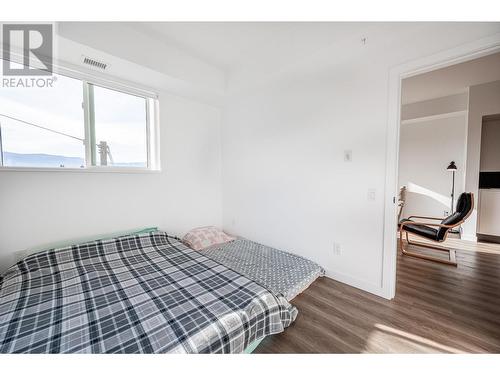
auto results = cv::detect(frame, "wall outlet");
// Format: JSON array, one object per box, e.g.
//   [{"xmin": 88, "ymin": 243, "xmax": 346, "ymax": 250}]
[
  {"xmin": 444, "ymin": 210, "xmax": 449, "ymax": 216},
  {"xmin": 333, "ymin": 242, "xmax": 342, "ymax": 256},
  {"xmin": 344, "ymin": 150, "xmax": 352, "ymax": 162}
]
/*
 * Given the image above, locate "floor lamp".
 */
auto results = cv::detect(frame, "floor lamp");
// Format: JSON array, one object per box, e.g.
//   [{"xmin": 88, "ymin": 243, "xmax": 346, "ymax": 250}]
[{"xmin": 447, "ymin": 161, "xmax": 457, "ymax": 214}]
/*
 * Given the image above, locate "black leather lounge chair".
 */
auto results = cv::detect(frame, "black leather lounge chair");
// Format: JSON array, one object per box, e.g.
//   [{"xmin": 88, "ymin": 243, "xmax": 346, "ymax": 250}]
[{"xmin": 399, "ymin": 192, "xmax": 474, "ymax": 266}]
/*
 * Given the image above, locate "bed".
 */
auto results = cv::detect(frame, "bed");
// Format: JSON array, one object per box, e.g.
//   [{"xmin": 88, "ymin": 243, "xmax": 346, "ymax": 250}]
[
  {"xmin": 0, "ymin": 231, "xmax": 296, "ymax": 353},
  {"xmin": 202, "ymin": 238, "xmax": 324, "ymax": 301},
  {"xmin": 203, "ymin": 238, "xmax": 325, "ymax": 353}
]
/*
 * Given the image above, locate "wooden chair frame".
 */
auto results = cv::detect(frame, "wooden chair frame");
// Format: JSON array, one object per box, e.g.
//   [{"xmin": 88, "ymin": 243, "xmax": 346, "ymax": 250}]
[{"xmin": 398, "ymin": 193, "xmax": 474, "ymax": 266}]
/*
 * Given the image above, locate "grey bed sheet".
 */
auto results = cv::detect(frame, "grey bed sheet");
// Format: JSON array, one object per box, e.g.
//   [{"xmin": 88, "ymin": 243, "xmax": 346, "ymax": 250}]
[{"xmin": 202, "ymin": 239, "xmax": 325, "ymax": 301}]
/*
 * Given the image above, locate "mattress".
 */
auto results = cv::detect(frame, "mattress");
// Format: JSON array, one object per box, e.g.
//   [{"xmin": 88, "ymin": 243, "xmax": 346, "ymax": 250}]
[
  {"xmin": 0, "ymin": 231, "xmax": 296, "ymax": 353},
  {"xmin": 203, "ymin": 239, "xmax": 325, "ymax": 301}
]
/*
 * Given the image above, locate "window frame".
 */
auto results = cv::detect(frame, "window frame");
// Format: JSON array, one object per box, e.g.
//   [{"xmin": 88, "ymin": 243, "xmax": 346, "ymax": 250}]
[{"xmin": 0, "ymin": 56, "xmax": 161, "ymax": 173}]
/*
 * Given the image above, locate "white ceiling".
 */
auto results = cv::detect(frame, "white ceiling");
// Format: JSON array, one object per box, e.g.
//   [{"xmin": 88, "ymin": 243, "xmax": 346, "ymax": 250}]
[
  {"xmin": 127, "ymin": 22, "xmax": 372, "ymax": 72},
  {"xmin": 57, "ymin": 22, "xmax": 500, "ymax": 102},
  {"xmin": 402, "ymin": 51, "xmax": 500, "ymax": 104}
]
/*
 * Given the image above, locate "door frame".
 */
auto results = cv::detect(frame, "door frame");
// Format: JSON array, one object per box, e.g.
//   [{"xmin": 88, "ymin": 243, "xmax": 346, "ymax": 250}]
[{"xmin": 381, "ymin": 33, "xmax": 500, "ymax": 300}]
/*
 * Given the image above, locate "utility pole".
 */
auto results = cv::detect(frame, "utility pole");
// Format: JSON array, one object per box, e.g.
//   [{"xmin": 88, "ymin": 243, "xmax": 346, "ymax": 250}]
[{"xmin": 98, "ymin": 141, "xmax": 108, "ymax": 166}]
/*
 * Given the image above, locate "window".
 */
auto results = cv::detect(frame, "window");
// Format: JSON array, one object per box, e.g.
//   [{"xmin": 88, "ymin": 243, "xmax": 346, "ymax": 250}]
[
  {"xmin": 92, "ymin": 85, "xmax": 148, "ymax": 168},
  {"xmin": 0, "ymin": 60, "xmax": 158, "ymax": 170}
]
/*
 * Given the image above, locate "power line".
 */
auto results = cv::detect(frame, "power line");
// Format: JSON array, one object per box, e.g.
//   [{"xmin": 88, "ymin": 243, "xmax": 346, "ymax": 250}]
[
  {"xmin": 0, "ymin": 113, "xmax": 84, "ymax": 143},
  {"xmin": 0, "ymin": 113, "xmax": 116, "ymax": 166}
]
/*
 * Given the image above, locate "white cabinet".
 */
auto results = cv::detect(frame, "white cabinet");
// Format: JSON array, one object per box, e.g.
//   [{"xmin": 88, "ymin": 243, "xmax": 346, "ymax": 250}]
[{"xmin": 478, "ymin": 189, "xmax": 500, "ymax": 236}]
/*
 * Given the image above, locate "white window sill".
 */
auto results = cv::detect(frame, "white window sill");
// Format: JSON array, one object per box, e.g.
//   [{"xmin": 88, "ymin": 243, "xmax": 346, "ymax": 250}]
[{"xmin": 0, "ymin": 166, "xmax": 161, "ymax": 174}]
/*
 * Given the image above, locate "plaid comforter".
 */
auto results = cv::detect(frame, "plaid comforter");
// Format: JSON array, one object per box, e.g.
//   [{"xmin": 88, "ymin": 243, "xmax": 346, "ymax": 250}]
[{"xmin": 0, "ymin": 232, "xmax": 297, "ymax": 353}]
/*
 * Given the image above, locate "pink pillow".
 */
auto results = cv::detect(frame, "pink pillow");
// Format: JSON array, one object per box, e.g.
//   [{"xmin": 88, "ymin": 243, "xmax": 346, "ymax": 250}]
[{"xmin": 182, "ymin": 226, "xmax": 236, "ymax": 250}]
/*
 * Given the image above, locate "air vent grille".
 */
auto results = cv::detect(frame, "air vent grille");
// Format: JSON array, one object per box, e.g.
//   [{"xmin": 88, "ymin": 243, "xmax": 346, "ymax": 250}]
[{"xmin": 82, "ymin": 56, "xmax": 108, "ymax": 70}]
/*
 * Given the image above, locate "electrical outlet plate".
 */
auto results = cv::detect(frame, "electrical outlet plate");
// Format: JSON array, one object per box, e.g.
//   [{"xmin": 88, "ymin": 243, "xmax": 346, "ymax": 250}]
[
  {"xmin": 344, "ymin": 150, "xmax": 352, "ymax": 162},
  {"xmin": 333, "ymin": 243, "xmax": 341, "ymax": 255}
]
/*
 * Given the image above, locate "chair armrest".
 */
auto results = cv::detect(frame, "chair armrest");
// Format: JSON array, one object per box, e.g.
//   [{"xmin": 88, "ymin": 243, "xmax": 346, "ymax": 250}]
[
  {"xmin": 407, "ymin": 215, "xmax": 445, "ymax": 221},
  {"xmin": 399, "ymin": 220, "xmax": 455, "ymax": 229}
]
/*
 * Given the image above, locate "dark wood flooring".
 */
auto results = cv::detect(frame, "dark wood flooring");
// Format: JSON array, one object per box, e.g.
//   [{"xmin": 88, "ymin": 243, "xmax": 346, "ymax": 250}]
[{"xmin": 254, "ymin": 239, "xmax": 500, "ymax": 353}]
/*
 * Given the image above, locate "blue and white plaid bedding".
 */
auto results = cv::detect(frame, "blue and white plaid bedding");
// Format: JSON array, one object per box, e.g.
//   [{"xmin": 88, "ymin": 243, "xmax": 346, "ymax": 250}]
[{"xmin": 0, "ymin": 231, "xmax": 297, "ymax": 353}]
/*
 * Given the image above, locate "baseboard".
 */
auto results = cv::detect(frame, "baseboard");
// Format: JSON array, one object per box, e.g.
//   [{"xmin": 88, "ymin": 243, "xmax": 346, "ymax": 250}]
[
  {"xmin": 477, "ymin": 233, "xmax": 500, "ymax": 244},
  {"xmin": 323, "ymin": 268, "xmax": 388, "ymax": 300}
]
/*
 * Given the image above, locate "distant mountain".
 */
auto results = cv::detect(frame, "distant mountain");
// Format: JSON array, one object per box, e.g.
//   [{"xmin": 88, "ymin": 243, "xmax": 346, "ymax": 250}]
[
  {"xmin": 3, "ymin": 152, "xmax": 85, "ymax": 168},
  {"xmin": 2, "ymin": 152, "xmax": 146, "ymax": 168}
]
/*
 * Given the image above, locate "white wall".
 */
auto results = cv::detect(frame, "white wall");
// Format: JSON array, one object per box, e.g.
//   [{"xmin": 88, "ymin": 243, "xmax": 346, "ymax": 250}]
[
  {"xmin": 398, "ymin": 93, "xmax": 468, "ymax": 219},
  {"xmin": 400, "ymin": 93, "xmax": 468, "ymax": 121},
  {"xmin": 221, "ymin": 24, "xmax": 500, "ymax": 296},
  {"xmin": 222, "ymin": 66, "xmax": 388, "ymax": 294},
  {"xmin": 398, "ymin": 115, "xmax": 467, "ymax": 219},
  {"xmin": 480, "ymin": 117, "xmax": 500, "ymax": 171},
  {"xmin": 0, "ymin": 91, "xmax": 222, "ymax": 274},
  {"xmin": 463, "ymin": 80, "xmax": 500, "ymax": 241}
]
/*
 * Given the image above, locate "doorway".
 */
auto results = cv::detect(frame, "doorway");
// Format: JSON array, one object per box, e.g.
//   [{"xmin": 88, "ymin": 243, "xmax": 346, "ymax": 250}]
[
  {"xmin": 395, "ymin": 51, "xmax": 500, "ymax": 282},
  {"xmin": 382, "ymin": 38, "xmax": 500, "ymax": 300}
]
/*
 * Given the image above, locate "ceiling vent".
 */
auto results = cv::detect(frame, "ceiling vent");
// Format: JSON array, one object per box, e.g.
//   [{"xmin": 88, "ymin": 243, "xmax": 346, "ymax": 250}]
[{"xmin": 82, "ymin": 56, "xmax": 108, "ymax": 71}]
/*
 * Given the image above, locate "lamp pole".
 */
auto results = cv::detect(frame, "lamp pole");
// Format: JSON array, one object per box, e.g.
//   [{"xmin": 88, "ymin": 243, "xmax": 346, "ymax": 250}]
[
  {"xmin": 447, "ymin": 161, "xmax": 457, "ymax": 214},
  {"xmin": 451, "ymin": 169, "xmax": 455, "ymax": 214}
]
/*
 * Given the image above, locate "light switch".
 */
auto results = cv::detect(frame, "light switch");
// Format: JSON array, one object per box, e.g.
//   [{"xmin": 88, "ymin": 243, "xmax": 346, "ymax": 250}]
[{"xmin": 367, "ymin": 189, "xmax": 376, "ymax": 201}]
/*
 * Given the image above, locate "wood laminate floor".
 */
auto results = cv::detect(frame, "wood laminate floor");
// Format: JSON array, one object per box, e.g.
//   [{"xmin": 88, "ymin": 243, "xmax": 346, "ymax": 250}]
[{"xmin": 254, "ymin": 237, "xmax": 500, "ymax": 353}]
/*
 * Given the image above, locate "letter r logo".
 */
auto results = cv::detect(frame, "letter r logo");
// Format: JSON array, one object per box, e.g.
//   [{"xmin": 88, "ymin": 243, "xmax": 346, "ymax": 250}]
[{"xmin": 2, "ymin": 24, "xmax": 53, "ymax": 76}]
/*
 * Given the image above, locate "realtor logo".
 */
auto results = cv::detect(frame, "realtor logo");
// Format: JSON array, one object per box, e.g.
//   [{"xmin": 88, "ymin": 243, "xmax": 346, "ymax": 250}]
[{"xmin": 2, "ymin": 24, "xmax": 53, "ymax": 76}]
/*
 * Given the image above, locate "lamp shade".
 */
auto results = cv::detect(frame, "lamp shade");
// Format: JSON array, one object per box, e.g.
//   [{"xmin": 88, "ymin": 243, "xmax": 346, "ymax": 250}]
[{"xmin": 447, "ymin": 161, "xmax": 457, "ymax": 171}]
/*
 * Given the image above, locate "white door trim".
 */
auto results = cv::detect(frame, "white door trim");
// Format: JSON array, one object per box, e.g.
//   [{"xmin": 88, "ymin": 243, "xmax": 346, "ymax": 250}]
[{"xmin": 381, "ymin": 32, "xmax": 500, "ymax": 300}]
